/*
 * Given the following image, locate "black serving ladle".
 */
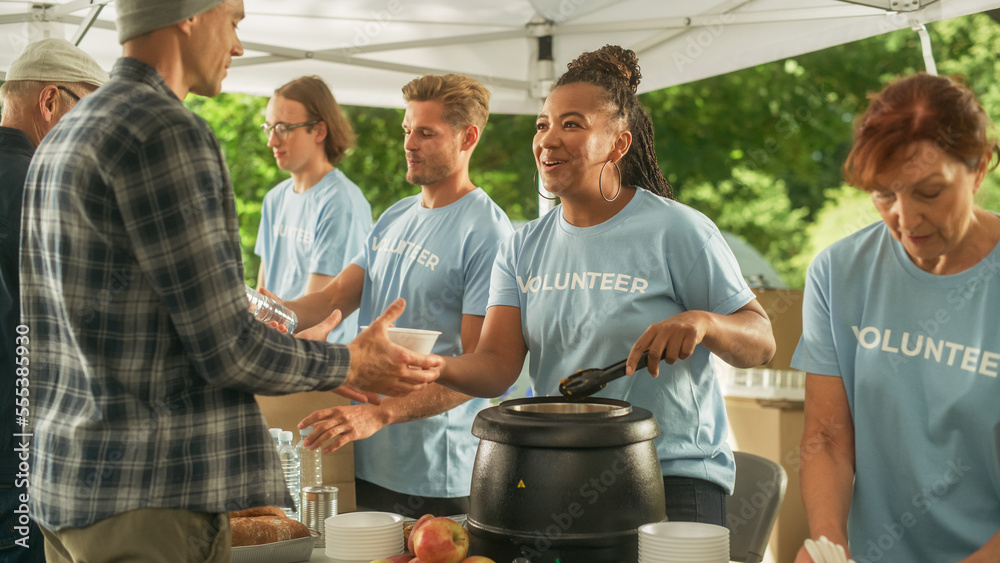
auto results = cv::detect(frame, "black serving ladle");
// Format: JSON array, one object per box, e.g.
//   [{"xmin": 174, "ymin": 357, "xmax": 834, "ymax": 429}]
[{"xmin": 558, "ymin": 351, "xmax": 649, "ymax": 401}]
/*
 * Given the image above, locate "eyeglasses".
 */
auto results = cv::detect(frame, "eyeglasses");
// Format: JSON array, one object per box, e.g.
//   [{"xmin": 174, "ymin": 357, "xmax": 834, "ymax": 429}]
[
  {"xmin": 57, "ymin": 86, "xmax": 81, "ymax": 102},
  {"xmin": 260, "ymin": 120, "xmax": 319, "ymax": 142}
]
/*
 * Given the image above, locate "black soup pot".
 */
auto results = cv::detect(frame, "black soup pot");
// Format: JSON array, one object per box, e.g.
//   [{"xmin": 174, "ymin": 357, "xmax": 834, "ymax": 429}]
[{"xmin": 467, "ymin": 397, "xmax": 665, "ymax": 563}]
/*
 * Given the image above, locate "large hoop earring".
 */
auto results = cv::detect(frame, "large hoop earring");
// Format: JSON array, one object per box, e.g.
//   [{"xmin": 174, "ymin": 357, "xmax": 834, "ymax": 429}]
[
  {"xmin": 599, "ymin": 160, "xmax": 622, "ymax": 202},
  {"xmin": 535, "ymin": 169, "xmax": 557, "ymax": 201}
]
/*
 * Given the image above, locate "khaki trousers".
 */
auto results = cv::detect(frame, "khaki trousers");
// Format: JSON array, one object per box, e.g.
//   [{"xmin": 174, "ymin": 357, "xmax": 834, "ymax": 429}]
[{"xmin": 40, "ymin": 508, "xmax": 230, "ymax": 563}]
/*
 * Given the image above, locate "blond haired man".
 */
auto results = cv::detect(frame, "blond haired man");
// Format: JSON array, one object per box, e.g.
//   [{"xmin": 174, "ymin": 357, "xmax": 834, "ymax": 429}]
[{"xmin": 286, "ymin": 74, "xmax": 513, "ymax": 516}]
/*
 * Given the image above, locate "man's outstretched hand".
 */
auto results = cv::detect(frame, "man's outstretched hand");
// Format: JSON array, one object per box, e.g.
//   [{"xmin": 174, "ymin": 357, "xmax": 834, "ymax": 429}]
[
  {"xmin": 295, "ymin": 307, "xmax": 343, "ymax": 342},
  {"xmin": 346, "ymin": 298, "xmax": 442, "ymax": 396},
  {"xmin": 292, "ymin": 308, "xmax": 380, "ymax": 404}
]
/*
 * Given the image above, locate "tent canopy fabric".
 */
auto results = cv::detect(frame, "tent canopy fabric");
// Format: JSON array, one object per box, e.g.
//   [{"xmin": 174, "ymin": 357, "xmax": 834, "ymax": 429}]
[{"xmin": 1, "ymin": 0, "xmax": 998, "ymax": 114}]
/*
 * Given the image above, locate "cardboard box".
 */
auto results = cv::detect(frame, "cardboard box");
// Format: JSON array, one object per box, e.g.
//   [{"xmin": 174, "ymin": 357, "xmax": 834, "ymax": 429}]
[
  {"xmin": 726, "ymin": 397, "xmax": 808, "ymax": 563},
  {"xmin": 255, "ymin": 391, "xmax": 356, "ymax": 512},
  {"xmin": 752, "ymin": 288, "xmax": 804, "ymax": 370},
  {"xmin": 726, "ymin": 289, "xmax": 808, "ymax": 563}
]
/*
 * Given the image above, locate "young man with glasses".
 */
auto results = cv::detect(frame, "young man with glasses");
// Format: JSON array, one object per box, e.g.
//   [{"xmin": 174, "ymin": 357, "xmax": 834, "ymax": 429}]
[{"xmin": 256, "ymin": 76, "xmax": 372, "ymax": 344}]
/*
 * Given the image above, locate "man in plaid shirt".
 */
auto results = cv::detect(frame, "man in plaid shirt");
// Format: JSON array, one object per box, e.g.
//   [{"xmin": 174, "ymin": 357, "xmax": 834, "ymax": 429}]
[{"xmin": 18, "ymin": 1, "xmax": 440, "ymax": 560}]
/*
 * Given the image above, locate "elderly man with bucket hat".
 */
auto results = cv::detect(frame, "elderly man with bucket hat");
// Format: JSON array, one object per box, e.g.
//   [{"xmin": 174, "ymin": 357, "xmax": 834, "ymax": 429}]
[
  {"xmin": 0, "ymin": 37, "xmax": 106, "ymax": 563},
  {"xmin": 18, "ymin": 1, "xmax": 441, "ymax": 561}
]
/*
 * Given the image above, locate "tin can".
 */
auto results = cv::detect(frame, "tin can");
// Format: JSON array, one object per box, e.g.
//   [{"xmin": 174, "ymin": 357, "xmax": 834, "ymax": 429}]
[{"xmin": 300, "ymin": 486, "xmax": 338, "ymax": 547}]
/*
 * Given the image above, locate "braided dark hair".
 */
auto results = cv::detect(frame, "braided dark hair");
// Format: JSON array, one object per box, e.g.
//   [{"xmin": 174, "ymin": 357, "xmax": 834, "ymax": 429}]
[{"xmin": 554, "ymin": 45, "xmax": 674, "ymax": 199}]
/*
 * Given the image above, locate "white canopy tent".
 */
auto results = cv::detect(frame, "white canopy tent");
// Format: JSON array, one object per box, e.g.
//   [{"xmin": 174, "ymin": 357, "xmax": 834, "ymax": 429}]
[
  {"xmin": 2, "ymin": 0, "xmax": 998, "ymax": 215},
  {"xmin": 2, "ymin": 0, "xmax": 999, "ymax": 115}
]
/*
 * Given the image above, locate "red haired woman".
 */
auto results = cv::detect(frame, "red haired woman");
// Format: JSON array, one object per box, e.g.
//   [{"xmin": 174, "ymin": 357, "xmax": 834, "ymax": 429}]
[{"xmin": 793, "ymin": 74, "xmax": 1000, "ymax": 562}]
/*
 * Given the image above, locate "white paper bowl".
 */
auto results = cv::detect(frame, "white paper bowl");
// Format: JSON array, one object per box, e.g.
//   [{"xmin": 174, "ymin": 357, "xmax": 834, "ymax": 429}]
[
  {"xmin": 324, "ymin": 512, "xmax": 404, "ymax": 560},
  {"xmin": 325, "ymin": 511, "xmax": 403, "ymax": 530},
  {"xmin": 325, "ymin": 536, "xmax": 403, "ymax": 549},
  {"xmin": 325, "ymin": 529, "xmax": 401, "ymax": 540},
  {"xmin": 361, "ymin": 326, "xmax": 441, "ymax": 354},
  {"xmin": 326, "ymin": 537, "xmax": 404, "ymax": 560},
  {"xmin": 639, "ymin": 521, "xmax": 730, "ymax": 539}
]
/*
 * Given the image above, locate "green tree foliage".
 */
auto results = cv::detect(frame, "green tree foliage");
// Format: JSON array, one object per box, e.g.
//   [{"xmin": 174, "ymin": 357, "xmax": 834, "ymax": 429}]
[
  {"xmin": 635, "ymin": 26, "xmax": 928, "ymax": 288},
  {"xmin": 639, "ymin": 14, "xmax": 1000, "ymax": 286},
  {"xmin": 184, "ymin": 14, "xmax": 1000, "ymax": 288},
  {"xmin": 790, "ymin": 185, "xmax": 881, "ymax": 285},
  {"xmin": 681, "ymin": 167, "xmax": 809, "ymax": 287},
  {"xmin": 339, "ymin": 106, "xmax": 409, "ymax": 216},
  {"xmin": 471, "ymin": 115, "xmax": 539, "ymax": 221},
  {"xmin": 185, "ymin": 94, "xmax": 276, "ymax": 286},
  {"xmin": 339, "ymin": 108, "xmax": 540, "ymax": 221},
  {"xmin": 779, "ymin": 15, "xmax": 1000, "ymax": 277},
  {"xmin": 185, "ymin": 95, "xmax": 539, "ymax": 286}
]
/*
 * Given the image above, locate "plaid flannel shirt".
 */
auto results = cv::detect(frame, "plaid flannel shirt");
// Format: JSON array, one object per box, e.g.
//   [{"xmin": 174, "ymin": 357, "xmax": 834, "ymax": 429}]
[{"xmin": 20, "ymin": 58, "xmax": 350, "ymax": 530}]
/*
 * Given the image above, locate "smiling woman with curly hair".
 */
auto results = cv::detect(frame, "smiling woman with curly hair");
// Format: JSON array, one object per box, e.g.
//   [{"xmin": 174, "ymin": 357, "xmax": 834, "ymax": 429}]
[{"xmin": 437, "ymin": 44, "xmax": 776, "ymax": 526}]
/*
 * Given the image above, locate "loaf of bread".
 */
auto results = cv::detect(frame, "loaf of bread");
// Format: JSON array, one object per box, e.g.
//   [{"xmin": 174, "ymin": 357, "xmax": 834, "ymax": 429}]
[
  {"xmin": 230, "ymin": 506, "xmax": 287, "ymax": 519},
  {"xmin": 230, "ymin": 507, "xmax": 311, "ymax": 547},
  {"xmin": 403, "ymin": 524, "xmax": 414, "ymax": 546},
  {"xmin": 231, "ymin": 516, "xmax": 278, "ymax": 546}
]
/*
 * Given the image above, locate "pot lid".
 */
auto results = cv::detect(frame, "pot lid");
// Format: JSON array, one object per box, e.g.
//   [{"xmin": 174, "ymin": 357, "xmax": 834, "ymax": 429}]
[{"xmin": 472, "ymin": 397, "xmax": 660, "ymax": 448}]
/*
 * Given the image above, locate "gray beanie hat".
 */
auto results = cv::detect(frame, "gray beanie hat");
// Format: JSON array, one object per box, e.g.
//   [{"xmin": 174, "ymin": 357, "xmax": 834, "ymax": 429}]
[
  {"xmin": 116, "ymin": 0, "xmax": 226, "ymax": 44},
  {"xmin": 7, "ymin": 38, "xmax": 108, "ymax": 87}
]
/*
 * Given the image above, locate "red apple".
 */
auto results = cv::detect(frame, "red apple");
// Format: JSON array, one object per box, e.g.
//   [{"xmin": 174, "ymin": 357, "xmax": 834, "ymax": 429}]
[
  {"xmin": 407, "ymin": 514, "xmax": 435, "ymax": 553},
  {"xmin": 461, "ymin": 558, "xmax": 496, "ymax": 563},
  {"xmin": 411, "ymin": 517, "xmax": 469, "ymax": 563}
]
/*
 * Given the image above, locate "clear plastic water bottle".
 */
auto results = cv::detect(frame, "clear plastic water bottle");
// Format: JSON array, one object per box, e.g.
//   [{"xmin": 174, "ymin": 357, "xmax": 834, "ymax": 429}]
[
  {"xmin": 269, "ymin": 427, "xmax": 282, "ymax": 448},
  {"xmin": 297, "ymin": 426, "xmax": 323, "ymax": 489},
  {"xmin": 278, "ymin": 430, "xmax": 301, "ymax": 519},
  {"xmin": 245, "ymin": 285, "xmax": 298, "ymax": 333}
]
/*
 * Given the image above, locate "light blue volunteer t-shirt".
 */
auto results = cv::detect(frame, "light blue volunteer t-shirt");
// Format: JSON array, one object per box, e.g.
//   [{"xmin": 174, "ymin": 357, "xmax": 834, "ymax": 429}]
[
  {"xmin": 352, "ymin": 188, "xmax": 513, "ymax": 498},
  {"xmin": 792, "ymin": 221, "xmax": 1000, "ymax": 563},
  {"xmin": 255, "ymin": 169, "xmax": 372, "ymax": 343},
  {"xmin": 490, "ymin": 188, "xmax": 753, "ymax": 493}
]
